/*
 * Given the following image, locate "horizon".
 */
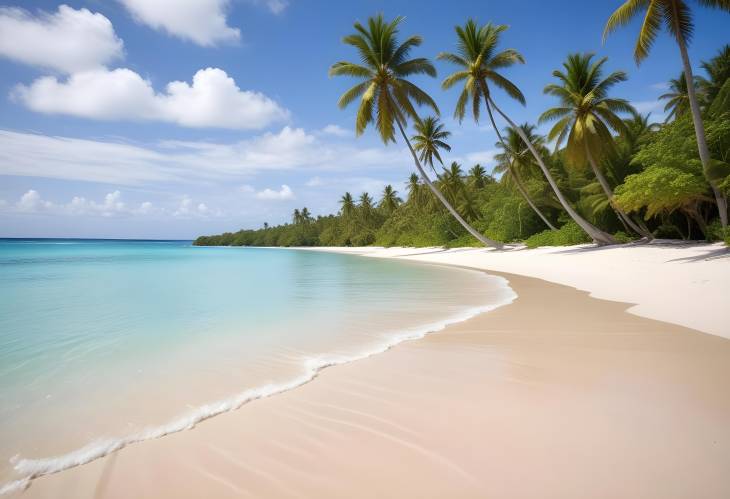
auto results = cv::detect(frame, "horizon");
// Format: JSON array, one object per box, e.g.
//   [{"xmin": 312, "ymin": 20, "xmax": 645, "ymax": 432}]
[{"xmin": 0, "ymin": 0, "xmax": 728, "ymax": 239}]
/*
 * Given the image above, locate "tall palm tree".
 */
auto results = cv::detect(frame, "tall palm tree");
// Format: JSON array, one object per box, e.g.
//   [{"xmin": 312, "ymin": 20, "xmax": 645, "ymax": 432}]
[
  {"xmin": 405, "ymin": 173, "xmax": 428, "ymax": 210},
  {"xmin": 301, "ymin": 207, "xmax": 312, "ymax": 224},
  {"xmin": 329, "ymin": 14, "xmax": 502, "ymax": 248},
  {"xmin": 358, "ymin": 192, "xmax": 376, "ymax": 222},
  {"xmin": 340, "ymin": 192, "xmax": 355, "ymax": 217},
  {"xmin": 292, "ymin": 208, "xmax": 301, "ymax": 225},
  {"xmin": 411, "ymin": 116, "xmax": 452, "ymax": 171},
  {"xmin": 468, "ymin": 164, "xmax": 490, "ymax": 189},
  {"xmin": 493, "ymin": 124, "xmax": 557, "ymax": 230},
  {"xmin": 604, "ymin": 0, "xmax": 730, "ymax": 227},
  {"xmin": 660, "ymin": 72, "xmax": 702, "ymax": 121},
  {"xmin": 379, "ymin": 184, "xmax": 402, "ymax": 214},
  {"xmin": 439, "ymin": 20, "xmax": 616, "ymax": 244},
  {"xmin": 539, "ymin": 53, "xmax": 650, "ymax": 238}
]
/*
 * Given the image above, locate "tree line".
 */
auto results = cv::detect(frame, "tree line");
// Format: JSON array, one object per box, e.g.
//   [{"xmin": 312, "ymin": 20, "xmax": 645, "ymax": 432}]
[{"xmin": 195, "ymin": 3, "xmax": 730, "ymax": 249}]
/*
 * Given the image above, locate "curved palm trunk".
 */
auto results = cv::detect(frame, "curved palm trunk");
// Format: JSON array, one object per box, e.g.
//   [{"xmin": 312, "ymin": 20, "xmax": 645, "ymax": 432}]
[
  {"xmin": 676, "ymin": 34, "xmax": 728, "ymax": 227},
  {"xmin": 584, "ymin": 144, "xmax": 653, "ymax": 239},
  {"xmin": 479, "ymin": 86, "xmax": 557, "ymax": 232},
  {"xmin": 394, "ymin": 117, "xmax": 503, "ymax": 249},
  {"xmin": 510, "ymin": 169, "xmax": 557, "ymax": 230},
  {"xmin": 487, "ymin": 96, "xmax": 616, "ymax": 245}
]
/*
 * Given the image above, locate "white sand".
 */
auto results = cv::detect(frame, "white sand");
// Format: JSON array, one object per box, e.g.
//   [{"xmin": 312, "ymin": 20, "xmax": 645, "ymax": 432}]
[{"xmin": 307, "ymin": 241, "xmax": 730, "ymax": 338}]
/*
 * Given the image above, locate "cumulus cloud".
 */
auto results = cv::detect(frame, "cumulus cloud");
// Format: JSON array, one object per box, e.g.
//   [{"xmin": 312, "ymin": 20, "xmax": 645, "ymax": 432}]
[
  {"xmin": 13, "ymin": 67, "xmax": 289, "ymax": 130},
  {"xmin": 173, "ymin": 196, "xmax": 215, "ymax": 217},
  {"xmin": 0, "ymin": 5, "xmax": 123, "ymax": 73},
  {"xmin": 7, "ymin": 189, "xmax": 155, "ymax": 217},
  {"xmin": 118, "ymin": 0, "xmax": 239, "ymax": 46},
  {"xmin": 256, "ymin": 184, "xmax": 294, "ymax": 200}
]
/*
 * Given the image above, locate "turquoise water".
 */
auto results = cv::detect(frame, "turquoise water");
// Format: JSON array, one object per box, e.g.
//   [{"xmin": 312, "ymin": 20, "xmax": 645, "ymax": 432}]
[{"xmin": 0, "ymin": 239, "xmax": 513, "ymax": 491}]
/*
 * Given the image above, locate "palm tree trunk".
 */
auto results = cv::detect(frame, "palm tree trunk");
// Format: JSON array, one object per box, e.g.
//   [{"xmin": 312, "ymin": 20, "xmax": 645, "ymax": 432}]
[
  {"xmin": 676, "ymin": 35, "xmax": 729, "ymax": 227},
  {"xmin": 394, "ymin": 117, "xmax": 503, "ymax": 249},
  {"xmin": 487, "ymin": 96, "xmax": 616, "ymax": 245},
  {"xmin": 478, "ymin": 84, "xmax": 557, "ymax": 232},
  {"xmin": 584, "ymin": 143, "xmax": 652, "ymax": 239},
  {"xmin": 510, "ymin": 169, "xmax": 557, "ymax": 230}
]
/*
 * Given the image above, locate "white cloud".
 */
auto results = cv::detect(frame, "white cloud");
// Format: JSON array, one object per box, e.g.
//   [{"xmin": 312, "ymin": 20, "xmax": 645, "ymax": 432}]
[
  {"xmin": 0, "ymin": 5, "xmax": 123, "ymax": 73},
  {"xmin": 459, "ymin": 149, "xmax": 498, "ymax": 166},
  {"xmin": 173, "ymin": 195, "xmax": 215, "ymax": 217},
  {"xmin": 256, "ymin": 184, "xmax": 294, "ymax": 200},
  {"xmin": 321, "ymin": 124, "xmax": 350, "ymax": 137},
  {"xmin": 305, "ymin": 176, "xmax": 323, "ymax": 187},
  {"xmin": 14, "ymin": 67, "xmax": 290, "ymax": 130},
  {"xmin": 7, "ymin": 189, "xmax": 154, "ymax": 217},
  {"xmin": 0, "ymin": 127, "xmax": 410, "ymax": 186},
  {"xmin": 631, "ymin": 99, "xmax": 665, "ymax": 115},
  {"xmin": 118, "ymin": 0, "xmax": 239, "ymax": 46}
]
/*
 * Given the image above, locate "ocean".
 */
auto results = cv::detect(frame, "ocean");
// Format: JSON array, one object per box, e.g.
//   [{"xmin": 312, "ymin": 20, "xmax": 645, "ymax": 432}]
[{"xmin": 0, "ymin": 239, "xmax": 514, "ymax": 492}]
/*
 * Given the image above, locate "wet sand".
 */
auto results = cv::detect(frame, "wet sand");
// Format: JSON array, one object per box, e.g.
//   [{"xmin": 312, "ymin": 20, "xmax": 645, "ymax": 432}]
[{"xmin": 14, "ymin": 271, "xmax": 730, "ymax": 498}]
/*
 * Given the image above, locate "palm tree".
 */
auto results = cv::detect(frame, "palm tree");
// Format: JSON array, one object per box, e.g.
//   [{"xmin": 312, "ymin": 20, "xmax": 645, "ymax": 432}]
[
  {"xmin": 604, "ymin": 0, "xmax": 730, "ymax": 227},
  {"xmin": 468, "ymin": 164, "xmax": 491, "ymax": 189},
  {"xmin": 379, "ymin": 184, "xmax": 402, "ymax": 214},
  {"xmin": 340, "ymin": 192, "xmax": 355, "ymax": 217},
  {"xmin": 329, "ymin": 14, "xmax": 503, "ymax": 249},
  {"xmin": 439, "ymin": 162, "xmax": 478, "ymax": 220},
  {"xmin": 358, "ymin": 192, "xmax": 376, "ymax": 222},
  {"xmin": 439, "ymin": 20, "xmax": 616, "ymax": 244},
  {"xmin": 660, "ymin": 72, "xmax": 702, "ymax": 121},
  {"xmin": 292, "ymin": 209, "xmax": 302, "ymax": 225},
  {"xmin": 412, "ymin": 116, "xmax": 452, "ymax": 171},
  {"xmin": 539, "ymin": 53, "xmax": 650, "ymax": 238},
  {"xmin": 700, "ymin": 44, "xmax": 730, "ymax": 108},
  {"xmin": 405, "ymin": 173, "xmax": 428, "ymax": 210},
  {"xmin": 301, "ymin": 207, "xmax": 312, "ymax": 224},
  {"xmin": 493, "ymin": 124, "xmax": 557, "ymax": 230}
]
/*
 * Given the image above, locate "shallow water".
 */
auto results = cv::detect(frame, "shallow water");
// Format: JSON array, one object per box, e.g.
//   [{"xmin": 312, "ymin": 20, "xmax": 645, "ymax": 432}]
[{"xmin": 0, "ymin": 239, "xmax": 513, "ymax": 490}]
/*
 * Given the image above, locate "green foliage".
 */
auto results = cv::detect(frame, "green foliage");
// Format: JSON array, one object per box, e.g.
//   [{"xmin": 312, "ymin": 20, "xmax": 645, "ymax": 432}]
[
  {"xmin": 524, "ymin": 221, "xmax": 591, "ymax": 248},
  {"xmin": 615, "ymin": 166, "xmax": 709, "ymax": 218}
]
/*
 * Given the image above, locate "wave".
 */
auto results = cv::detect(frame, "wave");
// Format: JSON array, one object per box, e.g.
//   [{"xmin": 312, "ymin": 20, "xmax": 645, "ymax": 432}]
[{"xmin": 0, "ymin": 272, "xmax": 516, "ymax": 495}]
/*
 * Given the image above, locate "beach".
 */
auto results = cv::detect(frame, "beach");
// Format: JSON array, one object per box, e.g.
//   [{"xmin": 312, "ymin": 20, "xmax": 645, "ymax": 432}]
[{"xmin": 11, "ymin": 242, "xmax": 730, "ymax": 498}]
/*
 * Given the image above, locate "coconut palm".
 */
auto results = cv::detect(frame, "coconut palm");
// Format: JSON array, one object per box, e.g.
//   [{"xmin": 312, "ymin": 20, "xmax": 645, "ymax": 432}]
[
  {"xmin": 379, "ymin": 184, "xmax": 402, "ymax": 214},
  {"xmin": 340, "ymin": 192, "xmax": 355, "ymax": 217},
  {"xmin": 412, "ymin": 116, "xmax": 452, "ymax": 171},
  {"xmin": 301, "ymin": 207, "xmax": 312, "ymax": 224},
  {"xmin": 292, "ymin": 208, "xmax": 301, "ymax": 225},
  {"xmin": 604, "ymin": 0, "xmax": 730, "ymax": 227},
  {"xmin": 468, "ymin": 164, "xmax": 491, "ymax": 189},
  {"xmin": 439, "ymin": 20, "xmax": 615, "ymax": 244},
  {"xmin": 700, "ymin": 44, "xmax": 730, "ymax": 109},
  {"xmin": 329, "ymin": 14, "xmax": 502, "ymax": 248},
  {"xmin": 494, "ymin": 124, "xmax": 557, "ymax": 230},
  {"xmin": 358, "ymin": 192, "xmax": 376, "ymax": 222},
  {"xmin": 660, "ymin": 72, "xmax": 702, "ymax": 121},
  {"xmin": 539, "ymin": 53, "xmax": 650, "ymax": 238},
  {"xmin": 439, "ymin": 162, "xmax": 478, "ymax": 220},
  {"xmin": 405, "ymin": 173, "xmax": 429, "ymax": 210}
]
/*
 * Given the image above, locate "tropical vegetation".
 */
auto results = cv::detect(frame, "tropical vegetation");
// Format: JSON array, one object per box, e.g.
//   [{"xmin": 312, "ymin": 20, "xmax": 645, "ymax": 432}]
[{"xmin": 195, "ymin": 11, "xmax": 730, "ymax": 249}]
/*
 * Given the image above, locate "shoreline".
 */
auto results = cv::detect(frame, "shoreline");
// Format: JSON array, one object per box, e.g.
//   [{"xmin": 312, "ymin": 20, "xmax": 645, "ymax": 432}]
[
  {"xmin": 1, "ymin": 257, "xmax": 515, "ymax": 495},
  {"xmin": 9, "ymin": 244, "xmax": 730, "ymax": 498},
  {"xmin": 301, "ymin": 242, "xmax": 730, "ymax": 338}
]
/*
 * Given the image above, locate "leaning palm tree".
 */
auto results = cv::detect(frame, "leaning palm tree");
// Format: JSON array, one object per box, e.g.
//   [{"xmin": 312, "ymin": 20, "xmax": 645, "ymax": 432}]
[
  {"xmin": 439, "ymin": 20, "xmax": 615, "ymax": 244},
  {"xmin": 604, "ymin": 0, "xmax": 730, "ymax": 227},
  {"xmin": 539, "ymin": 53, "xmax": 650, "ymax": 238},
  {"xmin": 494, "ymin": 124, "xmax": 557, "ymax": 230},
  {"xmin": 411, "ymin": 116, "xmax": 452, "ymax": 171},
  {"xmin": 660, "ymin": 72, "xmax": 701, "ymax": 121},
  {"xmin": 329, "ymin": 14, "xmax": 502, "ymax": 248},
  {"xmin": 379, "ymin": 184, "xmax": 402, "ymax": 214}
]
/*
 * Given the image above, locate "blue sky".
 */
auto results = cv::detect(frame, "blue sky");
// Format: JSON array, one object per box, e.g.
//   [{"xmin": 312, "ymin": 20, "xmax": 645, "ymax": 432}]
[{"xmin": 0, "ymin": 0, "xmax": 727, "ymax": 239}]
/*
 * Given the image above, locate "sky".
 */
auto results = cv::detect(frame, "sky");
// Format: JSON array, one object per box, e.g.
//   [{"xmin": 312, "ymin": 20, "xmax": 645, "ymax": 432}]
[{"xmin": 0, "ymin": 0, "xmax": 727, "ymax": 239}]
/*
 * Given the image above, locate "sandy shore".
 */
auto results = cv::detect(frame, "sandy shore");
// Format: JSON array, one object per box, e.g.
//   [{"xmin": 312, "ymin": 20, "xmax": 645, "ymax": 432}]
[{"xmin": 12, "ymin": 243, "xmax": 730, "ymax": 498}]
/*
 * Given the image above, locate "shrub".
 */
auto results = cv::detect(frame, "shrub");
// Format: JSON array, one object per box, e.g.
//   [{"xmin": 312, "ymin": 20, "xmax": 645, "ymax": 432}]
[{"xmin": 524, "ymin": 221, "xmax": 591, "ymax": 248}]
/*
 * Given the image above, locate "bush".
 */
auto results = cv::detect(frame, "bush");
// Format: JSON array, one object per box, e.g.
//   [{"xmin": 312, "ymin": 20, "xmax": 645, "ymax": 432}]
[{"xmin": 524, "ymin": 221, "xmax": 591, "ymax": 248}]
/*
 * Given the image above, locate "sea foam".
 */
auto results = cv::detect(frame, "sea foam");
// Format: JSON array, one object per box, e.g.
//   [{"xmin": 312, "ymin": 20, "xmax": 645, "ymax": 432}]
[{"xmin": 1, "ymin": 271, "xmax": 516, "ymax": 494}]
